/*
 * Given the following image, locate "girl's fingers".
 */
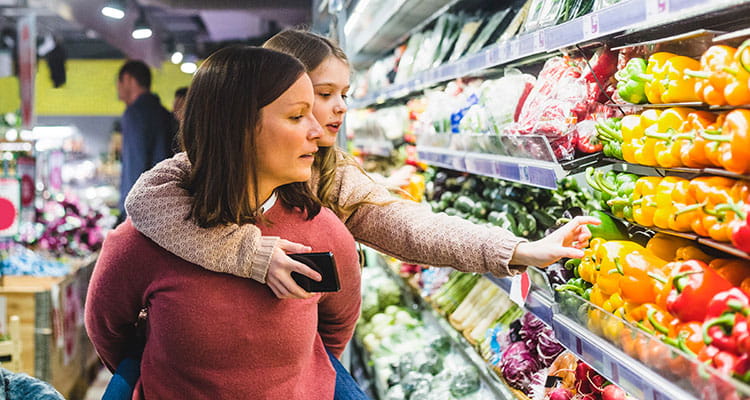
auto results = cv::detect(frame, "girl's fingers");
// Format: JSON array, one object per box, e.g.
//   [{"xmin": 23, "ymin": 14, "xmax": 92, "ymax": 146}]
[{"xmin": 278, "ymin": 239, "xmax": 312, "ymax": 254}]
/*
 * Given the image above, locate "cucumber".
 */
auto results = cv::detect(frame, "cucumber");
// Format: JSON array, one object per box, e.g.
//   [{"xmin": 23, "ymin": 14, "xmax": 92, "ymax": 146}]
[{"xmin": 454, "ymin": 195, "xmax": 476, "ymax": 214}]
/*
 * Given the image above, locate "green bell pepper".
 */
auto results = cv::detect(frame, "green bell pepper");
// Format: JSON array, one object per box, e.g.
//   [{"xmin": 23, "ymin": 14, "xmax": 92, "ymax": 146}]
[
  {"xmin": 587, "ymin": 210, "xmax": 628, "ymax": 240},
  {"xmin": 615, "ymin": 58, "xmax": 650, "ymax": 104}
]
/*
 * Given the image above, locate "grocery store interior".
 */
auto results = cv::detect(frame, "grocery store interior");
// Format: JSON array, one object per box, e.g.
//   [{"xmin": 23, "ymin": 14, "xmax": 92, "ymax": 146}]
[{"xmin": 2, "ymin": 0, "xmax": 750, "ymax": 399}]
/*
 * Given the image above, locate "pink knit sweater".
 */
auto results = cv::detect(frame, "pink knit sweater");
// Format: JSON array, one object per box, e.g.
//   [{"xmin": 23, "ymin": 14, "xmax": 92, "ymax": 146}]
[
  {"xmin": 86, "ymin": 203, "xmax": 360, "ymax": 399},
  {"xmin": 125, "ymin": 151, "xmax": 526, "ymax": 282}
]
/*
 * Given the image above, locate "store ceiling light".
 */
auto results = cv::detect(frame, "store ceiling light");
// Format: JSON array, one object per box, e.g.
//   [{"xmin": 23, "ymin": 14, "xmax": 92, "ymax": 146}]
[
  {"xmin": 101, "ymin": 0, "xmax": 126, "ymax": 20},
  {"xmin": 180, "ymin": 61, "xmax": 197, "ymax": 74},
  {"xmin": 171, "ymin": 51, "xmax": 183, "ymax": 64},
  {"xmin": 131, "ymin": 9, "xmax": 152, "ymax": 39}
]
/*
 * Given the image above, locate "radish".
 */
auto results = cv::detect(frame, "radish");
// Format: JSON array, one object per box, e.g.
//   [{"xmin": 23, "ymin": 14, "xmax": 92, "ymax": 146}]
[
  {"xmin": 602, "ymin": 383, "xmax": 628, "ymax": 400},
  {"xmin": 548, "ymin": 388, "xmax": 573, "ymax": 400}
]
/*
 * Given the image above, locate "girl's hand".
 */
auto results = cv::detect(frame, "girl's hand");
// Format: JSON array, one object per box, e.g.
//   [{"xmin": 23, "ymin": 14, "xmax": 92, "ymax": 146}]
[
  {"xmin": 266, "ymin": 239, "xmax": 321, "ymax": 299},
  {"xmin": 511, "ymin": 216, "xmax": 600, "ymax": 267}
]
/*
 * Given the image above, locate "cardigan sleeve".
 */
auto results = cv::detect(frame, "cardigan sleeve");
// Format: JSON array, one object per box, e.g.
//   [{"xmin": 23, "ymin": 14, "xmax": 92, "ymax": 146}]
[
  {"xmin": 124, "ymin": 152, "xmax": 279, "ymax": 283},
  {"xmin": 126, "ymin": 152, "xmax": 527, "ymax": 282},
  {"xmin": 334, "ymin": 163, "xmax": 527, "ymax": 277}
]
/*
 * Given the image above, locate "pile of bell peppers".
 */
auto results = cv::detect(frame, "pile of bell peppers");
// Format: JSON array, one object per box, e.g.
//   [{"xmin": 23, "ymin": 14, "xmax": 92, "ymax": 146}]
[
  {"xmin": 586, "ymin": 167, "xmax": 750, "ymax": 245},
  {"xmin": 684, "ymin": 43, "xmax": 750, "ymax": 106},
  {"xmin": 556, "ymin": 234, "xmax": 750, "ymax": 391},
  {"xmin": 615, "ymin": 40, "xmax": 750, "ymax": 106},
  {"xmin": 609, "ymin": 107, "xmax": 749, "ymax": 175},
  {"xmin": 615, "ymin": 52, "xmax": 702, "ymax": 104}
]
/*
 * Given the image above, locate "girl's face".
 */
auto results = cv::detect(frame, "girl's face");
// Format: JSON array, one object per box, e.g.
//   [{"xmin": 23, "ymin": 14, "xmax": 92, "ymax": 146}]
[
  {"xmin": 308, "ymin": 56, "xmax": 350, "ymax": 147},
  {"xmin": 256, "ymin": 74, "xmax": 322, "ymax": 195}
]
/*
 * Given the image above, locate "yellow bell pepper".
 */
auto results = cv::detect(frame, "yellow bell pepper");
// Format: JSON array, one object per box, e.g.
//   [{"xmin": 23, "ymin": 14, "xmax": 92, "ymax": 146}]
[
  {"xmin": 660, "ymin": 56, "xmax": 702, "ymax": 103},
  {"xmin": 644, "ymin": 52, "xmax": 674, "ymax": 104},
  {"xmin": 646, "ymin": 233, "xmax": 693, "ymax": 261},
  {"xmin": 675, "ymin": 246, "xmax": 714, "ymax": 263}
]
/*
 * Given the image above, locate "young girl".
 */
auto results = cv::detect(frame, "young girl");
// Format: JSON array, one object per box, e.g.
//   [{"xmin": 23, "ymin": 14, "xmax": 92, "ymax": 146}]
[
  {"xmin": 124, "ymin": 29, "xmax": 597, "ymax": 300},
  {"xmin": 86, "ymin": 46, "xmax": 362, "ymax": 399}
]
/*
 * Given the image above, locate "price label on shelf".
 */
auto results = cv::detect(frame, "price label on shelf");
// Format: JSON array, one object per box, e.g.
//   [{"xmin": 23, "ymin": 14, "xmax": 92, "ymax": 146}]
[
  {"xmin": 509, "ymin": 272, "xmax": 531, "ymax": 306},
  {"xmin": 583, "ymin": 13, "xmax": 600, "ymax": 39},
  {"xmin": 533, "ymin": 30, "xmax": 545, "ymax": 52},
  {"xmin": 510, "ymin": 39, "xmax": 521, "ymax": 59},
  {"xmin": 646, "ymin": 0, "xmax": 669, "ymax": 18}
]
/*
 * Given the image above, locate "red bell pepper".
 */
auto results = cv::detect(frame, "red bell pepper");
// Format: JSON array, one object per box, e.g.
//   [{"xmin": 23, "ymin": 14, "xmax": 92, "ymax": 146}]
[
  {"xmin": 730, "ymin": 202, "xmax": 750, "ymax": 253},
  {"xmin": 666, "ymin": 260, "xmax": 734, "ymax": 322},
  {"xmin": 703, "ymin": 313, "xmax": 739, "ymax": 353},
  {"xmin": 706, "ymin": 288, "xmax": 750, "ymax": 320}
]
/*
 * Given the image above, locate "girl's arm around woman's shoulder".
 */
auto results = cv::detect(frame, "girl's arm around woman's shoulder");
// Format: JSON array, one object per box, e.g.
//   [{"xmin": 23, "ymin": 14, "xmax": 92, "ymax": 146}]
[{"xmin": 124, "ymin": 152, "xmax": 280, "ymax": 282}]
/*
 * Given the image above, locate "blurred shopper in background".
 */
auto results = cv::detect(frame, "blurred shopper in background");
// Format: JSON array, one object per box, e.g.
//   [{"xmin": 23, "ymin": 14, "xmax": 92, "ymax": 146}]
[{"xmin": 115, "ymin": 60, "xmax": 177, "ymax": 223}]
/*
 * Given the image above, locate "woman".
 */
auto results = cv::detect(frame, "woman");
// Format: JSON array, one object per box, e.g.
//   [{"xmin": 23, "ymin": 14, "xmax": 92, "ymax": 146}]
[
  {"xmin": 86, "ymin": 46, "xmax": 362, "ymax": 399},
  {"xmin": 125, "ymin": 29, "xmax": 597, "ymax": 300}
]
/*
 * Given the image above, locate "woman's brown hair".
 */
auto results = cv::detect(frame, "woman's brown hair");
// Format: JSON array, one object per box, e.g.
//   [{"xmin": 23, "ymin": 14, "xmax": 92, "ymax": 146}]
[
  {"xmin": 180, "ymin": 45, "xmax": 320, "ymax": 227},
  {"xmin": 264, "ymin": 29, "xmax": 386, "ymax": 218}
]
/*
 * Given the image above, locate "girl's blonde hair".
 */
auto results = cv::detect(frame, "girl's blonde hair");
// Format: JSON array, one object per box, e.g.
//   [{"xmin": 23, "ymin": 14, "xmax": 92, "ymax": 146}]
[{"xmin": 264, "ymin": 29, "xmax": 390, "ymax": 218}]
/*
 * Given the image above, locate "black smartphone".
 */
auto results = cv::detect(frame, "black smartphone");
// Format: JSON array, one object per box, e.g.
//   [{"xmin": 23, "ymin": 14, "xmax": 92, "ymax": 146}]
[{"xmin": 289, "ymin": 252, "xmax": 340, "ymax": 292}]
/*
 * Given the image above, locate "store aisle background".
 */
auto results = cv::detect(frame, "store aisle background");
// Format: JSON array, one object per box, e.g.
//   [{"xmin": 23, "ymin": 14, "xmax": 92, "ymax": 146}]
[{"xmin": 83, "ymin": 367, "xmax": 110, "ymax": 400}]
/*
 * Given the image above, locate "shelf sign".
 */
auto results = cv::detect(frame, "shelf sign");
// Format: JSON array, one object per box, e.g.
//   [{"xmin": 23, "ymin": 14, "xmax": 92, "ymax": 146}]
[
  {"xmin": 646, "ymin": 0, "xmax": 669, "ymax": 18},
  {"xmin": 510, "ymin": 39, "xmax": 521, "ymax": 59},
  {"xmin": 583, "ymin": 13, "xmax": 600, "ymax": 39},
  {"xmin": 533, "ymin": 30, "xmax": 545, "ymax": 53},
  {"xmin": 509, "ymin": 271, "xmax": 530, "ymax": 306},
  {"xmin": 0, "ymin": 177, "xmax": 21, "ymax": 237}
]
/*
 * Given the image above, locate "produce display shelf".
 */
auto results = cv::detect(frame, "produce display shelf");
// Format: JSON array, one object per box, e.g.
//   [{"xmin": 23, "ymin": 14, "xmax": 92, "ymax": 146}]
[
  {"xmin": 350, "ymin": 0, "xmax": 750, "ymax": 110},
  {"xmin": 483, "ymin": 274, "xmax": 554, "ymax": 327},
  {"xmin": 346, "ymin": 0, "xmax": 461, "ymax": 61},
  {"xmin": 372, "ymin": 258, "xmax": 518, "ymax": 400},
  {"xmin": 601, "ymin": 211, "xmax": 750, "ymax": 261},
  {"xmin": 419, "ymin": 303, "xmax": 518, "ymax": 400},
  {"xmin": 607, "ymin": 159, "xmax": 750, "ymax": 182},
  {"xmin": 352, "ymin": 139, "xmax": 394, "ymax": 157},
  {"xmin": 551, "ymin": 313, "xmax": 698, "ymax": 400},
  {"xmin": 606, "ymin": 102, "xmax": 750, "ymax": 111},
  {"xmin": 484, "ymin": 274, "xmax": 700, "ymax": 400},
  {"xmin": 417, "ymin": 148, "xmax": 564, "ymax": 190}
]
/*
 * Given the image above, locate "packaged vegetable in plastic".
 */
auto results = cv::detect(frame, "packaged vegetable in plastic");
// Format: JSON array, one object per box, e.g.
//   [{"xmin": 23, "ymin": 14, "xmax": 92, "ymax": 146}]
[{"xmin": 478, "ymin": 69, "xmax": 535, "ymax": 133}]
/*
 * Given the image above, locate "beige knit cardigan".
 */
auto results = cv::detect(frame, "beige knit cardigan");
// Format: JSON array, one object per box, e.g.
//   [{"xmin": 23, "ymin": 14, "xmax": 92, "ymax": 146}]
[{"xmin": 124, "ymin": 152, "xmax": 526, "ymax": 283}]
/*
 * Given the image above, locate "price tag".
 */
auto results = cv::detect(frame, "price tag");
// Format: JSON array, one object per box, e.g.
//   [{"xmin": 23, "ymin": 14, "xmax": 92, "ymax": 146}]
[
  {"xmin": 510, "ymin": 39, "xmax": 521, "ymax": 59},
  {"xmin": 509, "ymin": 272, "xmax": 531, "ymax": 306},
  {"xmin": 533, "ymin": 30, "xmax": 545, "ymax": 53},
  {"xmin": 497, "ymin": 43, "xmax": 509, "ymax": 62},
  {"xmin": 518, "ymin": 164, "xmax": 530, "ymax": 183},
  {"xmin": 0, "ymin": 177, "xmax": 21, "ymax": 237},
  {"xmin": 467, "ymin": 53, "xmax": 484, "ymax": 71},
  {"xmin": 488, "ymin": 45, "xmax": 502, "ymax": 64},
  {"xmin": 646, "ymin": 0, "xmax": 669, "ymax": 18},
  {"xmin": 583, "ymin": 13, "xmax": 600, "ymax": 39}
]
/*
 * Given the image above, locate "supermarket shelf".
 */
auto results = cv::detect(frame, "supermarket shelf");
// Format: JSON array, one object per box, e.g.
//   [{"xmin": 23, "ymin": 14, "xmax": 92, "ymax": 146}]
[
  {"xmin": 419, "ymin": 304, "xmax": 518, "ymax": 400},
  {"xmin": 345, "ymin": 0, "xmax": 458, "ymax": 60},
  {"xmin": 605, "ymin": 213, "xmax": 750, "ymax": 261},
  {"xmin": 607, "ymin": 158, "xmax": 750, "ymax": 181},
  {"xmin": 417, "ymin": 146, "xmax": 603, "ymax": 190},
  {"xmin": 352, "ymin": 139, "xmax": 394, "ymax": 157},
  {"xmin": 484, "ymin": 272, "xmax": 700, "ymax": 400},
  {"xmin": 483, "ymin": 274, "xmax": 554, "ymax": 327},
  {"xmin": 552, "ymin": 313, "xmax": 698, "ymax": 400},
  {"xmin": 418, "ymin": 148, "xmax": 564, "ymax": 190},
  {"xmin": 369, "ymin": 255, "xmax": 518, "ymax": 399},
  {"xmin": 606, "ymin": 102, "xmax": 750, "ymax": 111},
  {"xmin": 350, "ymin": 0, "xmax": 750, "ymax": 110}
]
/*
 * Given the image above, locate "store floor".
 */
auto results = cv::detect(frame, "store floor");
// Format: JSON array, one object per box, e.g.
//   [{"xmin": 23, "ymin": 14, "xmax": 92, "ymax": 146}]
[{"xmin": 83, "ymin": 366, "xmax": 111, "ymax": 400}]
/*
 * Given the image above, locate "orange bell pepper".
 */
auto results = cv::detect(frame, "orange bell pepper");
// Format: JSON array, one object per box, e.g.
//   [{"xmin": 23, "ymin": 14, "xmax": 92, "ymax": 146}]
[
  {"xmin": 686, "ymin": 45, "xmax": 736, "ymax": 105},
  {"xmin": 710, "ymin": 258, "xmax": 750, "ymax": 287},
  {"xmin": 679, "ymin": 110, "xmax": 718, "ymax": 167},
  {"xmin": 719, "ymin": 110, "xmax": 750, "ymax": 175}
]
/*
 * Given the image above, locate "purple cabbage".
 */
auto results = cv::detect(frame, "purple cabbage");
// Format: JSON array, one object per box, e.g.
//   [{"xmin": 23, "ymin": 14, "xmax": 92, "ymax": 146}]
[{"xmin": 500, "ymin": 341, "xmax": 541, "ymax": 391}]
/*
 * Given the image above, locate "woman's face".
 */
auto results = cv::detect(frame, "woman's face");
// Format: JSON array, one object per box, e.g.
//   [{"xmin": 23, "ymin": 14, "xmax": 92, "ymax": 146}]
[
  {"xmin": 256, "ymin": 74, "xmax": 322, "ymax": 193},
  {"xmin": 308, "ymin": 56, "xmax": 350, "ymax": 147}
]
